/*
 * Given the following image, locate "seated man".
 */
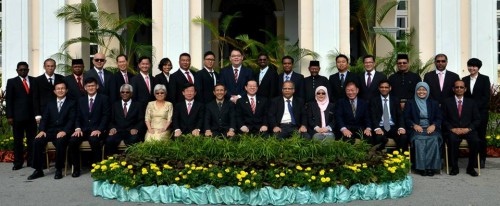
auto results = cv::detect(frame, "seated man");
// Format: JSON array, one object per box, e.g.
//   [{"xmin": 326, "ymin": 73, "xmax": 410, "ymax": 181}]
[
  {"xmin": 443, "ymin": 80, "xmax": 481, "ymax": 176},
  {"xmin": 105, "ymin": 84, "xmax": 144, "ymax": 156},
  {"xmin": 268, "ymin": 81, "xmax": 308, "ymax": 139},
  {"xmin": 28, "ymin": 81, "xmax": 76, "ymax": 180},
  {"xmin": 369, "ymin": 80, "xmax": 407, "ymax": 151},
  {"xmin": 204, "ymin": 84, "xmax": 236, "ymax": 137},
  {"xmin": 173, "ymin": 83, "xmax": 204, "ymax": 137},
  {"xmin": 69, "ymin": 77, "xmax": 110, "ymax": 177},
  {"xmin": 235, "ymin": 80, "xmax": 269, "ymax": 135},
  {"xmin": 335, "ymin": 81, "xmax": 372, "ymax": 142}
]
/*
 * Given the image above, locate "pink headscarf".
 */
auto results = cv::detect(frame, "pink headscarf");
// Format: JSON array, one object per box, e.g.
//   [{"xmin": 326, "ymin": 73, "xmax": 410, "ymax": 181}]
[{"xmin": 315, "ymin": 86, "xmax": 329, "ymax": 128}]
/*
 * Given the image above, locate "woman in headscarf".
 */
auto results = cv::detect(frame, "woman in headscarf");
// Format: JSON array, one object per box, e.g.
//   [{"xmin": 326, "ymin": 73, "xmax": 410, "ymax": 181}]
[
  {"xmin": 307, "ymin": 86, "xmax": 335, "ymax": 140},
  {"xmin": 404, "ymin": 82, "xmax": 442, "ymax": 176}
]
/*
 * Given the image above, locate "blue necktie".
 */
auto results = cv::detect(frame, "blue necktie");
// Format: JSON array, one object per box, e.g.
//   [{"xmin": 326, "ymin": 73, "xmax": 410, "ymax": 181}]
[{"xmin": 287, "ymin": 99, "xmax": 296, "ymax": 125}]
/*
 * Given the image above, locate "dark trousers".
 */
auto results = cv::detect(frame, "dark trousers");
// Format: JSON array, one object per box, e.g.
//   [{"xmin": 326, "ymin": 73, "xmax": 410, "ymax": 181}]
[
  {"xmin": 478, "ymin": 111, "xmax": 489, "ymax": 161},
  {"xmin": 68, "ymin": 131, "xmax": 104, "ymax": 171},
  {"xmin": 12, "ymin": 120, "xmax": 36, "ymax": 167},
  {"xmin": 273, "ymin": 124, "xmax": 309, "ymax": 139},
  {"xmin": 32, "ymin": 133, "xmax": 68, "ymax": 171},
  {"xmin": 335, "ymin": 127, "xmax": 367, "ymax": 143},
  {"xmin": 447, "ymin": 131, "xmax": 479, "ymax": 170},
  {"xmin": 373, "ymin": 126, "xmax": 409, "ymax": 151},
  {"xmin": 105, "ymin": 131, "xmax": 139, "ymax": 156}
]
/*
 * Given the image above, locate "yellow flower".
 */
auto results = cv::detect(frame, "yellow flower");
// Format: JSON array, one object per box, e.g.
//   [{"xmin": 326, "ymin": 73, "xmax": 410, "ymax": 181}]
[
  {"xmin": 91, "ymin": 169, "xmax": 96, "ymax": 173},
  {"xmin": 101, "ymin": 165, "xmax": 107, "ymax": 171},
  {"xmin": 356, "ymin": 169, "xmax": 361, "ymax": 172},
  {"xmin": 296, "ymin": 165, "xmax": 303, "ymax": 170},
  {"xmin": 225, "ymin": 168, "xmax": 231, "ymax": 173},
  {"xmin": 182, "ymin": 175, "xmax": 187, "ymax": 179},
  {"xmin": 121, "ymin": 161, "xmax": 127, "ymax": 166},
  {"xmin": 305, "ymin": 167, "xmax": 311, "ymax": 171},
  {"xmin": 319, "ymin": 169, "xmax": 325, "ymax": 176},
  {"xmin": 92, "ymin": 163, "xmax": 96, "ymax": 167},
  {"xmin": 127, "ymin": 165, "xmax": 133, "ymax": 169},
  {"xmin": 496, "ymin": 135, "xmax": 500, "ymax": 140},
  {"xmin": 329, "ymin": 169, "xmax": 334, "ymax": 172},
  {"xmin": 393, "ymin": 150, "xmax": 399, "ymax": 155},
  {"xmin": 191, "ymin": 163, "xmax": 196, "ymax": 168},
  {"xmin": 208, "ymin": 164, "xmax": 213, "ymax": 168},
  {"xmin": 311, "ymin": 175, "xmax": 316, "ymax": 180},
  {"xmin": 185, "ymin": 184, "xmax": 190, "ymax": 189},
  {"xmin": 156, "ymin": 171, "xmax": 162, "ymax": 176},
  {"xmin": 236, "ymin": 174, "xmax": 242, "ymax": 180},
  {"xmin": 163, "ymin": 164, "xmax": 173, "ymax": 169},
  {"xmin": 112, "ymin": 180, "xmax": 117, "ymax": 184},
  {"xmin": 404, "ymin": 151, "xmax": 410, "ymax": 156},
  {"xmin": 252, "ymin": 182, "xmax": 257, "ymax": 187},
  {"xmin": 95, "ymin": 165, "xmax": 101, "ymax": 169},
  {"xmin": 100, "ymin": 160, "xmax": 107, "ymax": 164},
  {"xmin": 9, "ymin": 137, "xmax": 14, "ymax": 140},
  {"xmin": 185, "ymin": 164, "xmax": 190, "ymax": 168},
  {"xmin": 270, "ymin": 163, "xmax": 275, "ymax": 167},
  {"xmin": 238, "ymin": 182, "xmax": 242, "ymax": 186},
  {"xmin": 179, "ymin": 172, "xmax": 183, "ymax": 175},
  {"xmin": 486, "ymin": 135, "xmax": 491, "ymax": 139},
  {"xmin": 275, "ymin": 174, "xmax": 280, "ymax": 178},
  {"xmin": 401, "ymin": 163, "xmax": 406, "ymax": 169},
  {"xmin": 108, "ymin": 156, "xmax": 114, "ymax": 160},
  {"xmin": 187, "ymin": 170, "xmax": 192, "ymax": 174},
  {"xmin": 245, "ymin": 179, "xmax": 251, "ymax": 184},
  {"xmin": 195, "ymin": 166, "xmax": 203, "ymax": 170},
  {"xmin": 387, "ymin": 154, "xmax": 393, "ymax": 158},
  {"xmin": 175, "ymin": 177, "xmax": 180, "ymax": 181},
  {"xmin": 217, "ymin": 173, "xmax": 223, "ymax": 178},
  {"xmin": 209, "ymin": 173, "xmax": 214, "ymax": 177},
  {"xmin": 279, "ymin": 172, "xmax": 285, "ymax": 177},
  {"xmin": 384, "ymin": 163, "xmax": 389, "ymax": 167}
]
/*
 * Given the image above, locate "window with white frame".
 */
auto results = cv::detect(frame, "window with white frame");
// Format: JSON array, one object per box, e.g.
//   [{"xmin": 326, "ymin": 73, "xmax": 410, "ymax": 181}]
[
  {"xmin": 396, "ymin": 0, "xmax": 408, "ymax": 45},
  {"xmin": 89, "ymin": 0, "xmax": 98, "ymax": 62}
]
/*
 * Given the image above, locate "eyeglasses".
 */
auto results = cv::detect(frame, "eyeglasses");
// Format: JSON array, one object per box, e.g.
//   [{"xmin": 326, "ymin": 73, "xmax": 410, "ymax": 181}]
[
  {"xmin": 435, "ymin": 60, "xmax": 447, "ymax": 63},
  {"xmin": 155, "ymin": 92, "xmax": 165, "ymax": 95},
  {"xmin": 94, "ymin": 59, "xmax": 105, "ymax": 62},
  {"xmin": 120, "ymin": 91, "xmax": 131, "ymax": 94},
  {"xmin": 316, "ymin": 92, "xmax": 326, "ymax": 95},
  {"xmin": 454, "ymin": 86, "xmax": 465, "ymax": 89},
  {"xmin": 397, "ymin": 62, "xmax": 408, "ymax": 65}
]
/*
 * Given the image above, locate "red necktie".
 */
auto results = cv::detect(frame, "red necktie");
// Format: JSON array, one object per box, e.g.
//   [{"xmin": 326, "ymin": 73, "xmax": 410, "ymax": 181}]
[
  {"xmin": 145, "ymin": 76, "xmax": 150, "ymax": 93},
  {"xmin": 458, "ymin": 100, "xmax": 462, "ymax": 118},
  {"xmin": 187, "ymin": 102, "xmax": 192, "ymax": 115},
  {"xmin": 234, "ymin": 69, "xmax": 239, "ymax": 83},
  {"xmin": 185, "ymin": 71, "xmax": 193, "ymax": 84},
  {"xmin": 123, "ymin": 102, "xmax": 128, "ymax": 117},
  {"xmin": 76, "ymin": 76, "xmax": 84, "ymax": 92},
  {"xmin": 250, "ymin": 97, "xmax": 256, "ymax": 114},
  {"xmin": 22, "ymin": 78, "xmax": 30, "ymax": 94},
  {"xmin": 124, "ymin": 74, "xmax": 128, "ymax": 84}
]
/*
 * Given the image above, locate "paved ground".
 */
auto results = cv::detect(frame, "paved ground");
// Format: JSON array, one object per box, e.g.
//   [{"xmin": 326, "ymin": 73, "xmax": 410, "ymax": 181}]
[{"xmin": 1, "ymin": 158, "xmax": 500, "ymax": 206}]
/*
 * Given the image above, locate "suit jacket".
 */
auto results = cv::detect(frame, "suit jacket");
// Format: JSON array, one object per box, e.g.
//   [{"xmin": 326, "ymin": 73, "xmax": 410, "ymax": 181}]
[
  {"xmin": 35, "ymin": 73, "xmax": 64, "ymax": 112},
  {"xmin": 130, "ymin": 73, "xmax": 157, "ymax": 104},
  {"xmin": 64, "ymin": 75, "xmax": 86, "ymax": 101},
  {"xmin": 76, "ymin": 94, "xmax": 111, "ymax": 132},
  {"xmin": 235, "ymin": 95, "xmax": 268, "ymax": 131},
  {"xmin": 442, "ymin": 97, "xmax": 481, "ymax": 132},
  {"xmin": 403, "ymin": 99, "xmax": 442, "ymax": 132},
  {"xmin": 84, "ymin": 68, "xmax": 117, "ymax": 102},
  {"xmin": 204, "ymin": 100, "xmax": 235, "ymax": 132},
  {"xmin": 307, "ymin": 101, "xmax": 335, "ymax": 135},
  {"xmin": 195, "ymin": 68, "xmax": 219, "ymax": 104},
  {"xmin": 329, "ymin": 71, "xmax": 360, "ymax": 104},
  {"xmin": 268, "ymin": 96, "xmax": 307, "ymax": 129},
  {"xmin": 219, "ymin": 66, "xmax": 254, "ymax": 98},
  {"xmin": 463, "ymin": 74, "xmax": 491, "ymax": 113},
  {"xmin": 358, "ymin": 71, "xmax": 386, "ymax": 101},
  {"xmin": 303, "ymin": 75, "xmax": 330, "ymax": 103},
  {"xmin": 256, "ymin": 67, "xmax": 279, "ymax": 99},
  {"xmin": 335, "ymin": 98, "xmax": 371, "ymax": 131},
  {"xmin": 5, "ymin": 76, "xmax": 40, "ymax": 121},
  {"xmin": 169, "ymin": 69, "xmax": 197, "ymax": 103},
  {"xmin": 38, "ymin": 98, "xmax": 76, "ymax": 135},
  {"xmin": 113, "ymin": 71, "xmax": 135, "ymax": 92},
  {"xmin": 388, "ymin": 71, "xmax": 422, "ymax": 101},
  {"xmin": 109, "ymin": 100, "xmax": 145, "ymax": 133},
  {"xmin": 369, "ymin": 95, "xmax": 405, "ymax": 130},
  {"xmin": 423, "ymin": 70, "xmax": 460, "ymax": 105},
  {"xmin": 154, "ymin": 72, "xmax": 170, "ymax": 101},
  {"xmin": 172, "ymin": 101, "xmax": 204, "ymax": 134},
  {"xmin": 279, "ymin": 72, "xmax": 304, "ymax": 98}
]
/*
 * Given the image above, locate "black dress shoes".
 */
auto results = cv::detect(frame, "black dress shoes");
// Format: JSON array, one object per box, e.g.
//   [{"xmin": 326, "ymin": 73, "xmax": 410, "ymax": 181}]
[
  {"xmin": 12, "ymin": 165, "xmax": 22, "ymax": 170},
  {"xmin": 54, "ymin": 170, "xmax": 63, "ymax": 179},
  {"xmin": 27, "ymin": 170, "xmax": 45, "ymax": 180},
  {"xmin": 419, "ymin": 170, "xmax": 427, "ymax": 176},
  {"xmin": 426, "ymin": 169, "xmax": 435, "ymax": 177},
  {"xmin": 449, "ymin": 168, "xmax": 459, "ymax": 176},
  {"xmin": 466, "ymin": 169, "xmax": 478, "ymax": 177},
  {"xmin": 72, "ymin": 170, "xmax": 81, "ymax": 178}
]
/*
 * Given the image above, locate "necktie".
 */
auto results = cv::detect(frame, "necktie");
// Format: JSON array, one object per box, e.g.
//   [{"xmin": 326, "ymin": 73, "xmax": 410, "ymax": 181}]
[
  {"xmin": 77, "ymin": 76, "xmax": 84, "ymax": 92},
  {"xmin": 124, "ymin": 74, "xmax": 128, "ymax": 84},
  {"xmin": 250, "ymin": 97, "xmax": 256, "ymax": 114},
  {"xmin": 285, "ymin": 75, "xmax": 290, "ymax": 81},
  {"xmin": 58, "ymin": 100, "xmax": 63, "ymax": 112},
  {"xmin": 340, "ymin": 74, "xmax": 345, "ymax": 88},
  {"xmin": 22, "ymin": 78, "xmax": 30, "ymax": 94},
  {"xmin": 210, "ymin": 72, "xmax": 215, "ymax": 85},
  {"xmin": 185, "ymin": 71, "xmax": 193, "ymax": 84},
  {"xmin": 218, "ymin": 102, "xmax": 223, "ymax": 112},
  {"xmin": 458, "ymin": 100, "xmax": 462, "ymax": 118},
  {"xmin": 145, "ymin": 76, "xmax": 150, "ymax": 93},
  {"xmin": 287, "ymin": 99, "xmax": 296, "ymax": 125},
  {"xmin": 48, "ymin": 77, "xmax": 53, "ymax": 85},
  {"xmin": 366, "ymin": 72, "xmax": 372, "ymax": 88},
  {"xmin": 123, "ymin": 102, "xmax": 128, "ymax": 117},
  {"xmin": 438, "ymin": 72, "xmax": 444, "ymax": 91},
  {"xmin": 234, "ymin": 69, "xmax": 239, "ymax": 83},
  {"xmin": 383, "ymin": 98, "xmax": 390, "ymax": 131},
  {"xmin": 98, "ymin": 70, "xmax": 104, "ymax": 86},
  {"xmin": 187, "ymin": 102, "xmax": 192, "ymax": 115},
  {"xmin": 89, "ymin": 98, "xmax": 94, "ymax": 112},
  {"xmin": 350, "ymin": 100, "xmax": 356, "ymax": 118}
]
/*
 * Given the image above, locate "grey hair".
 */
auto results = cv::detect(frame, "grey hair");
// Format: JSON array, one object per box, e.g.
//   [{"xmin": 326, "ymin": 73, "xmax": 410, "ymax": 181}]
[
  {"xmin": 154, "ymin": 84, "xmax": 167, "ymax": 94},
  {"xmin": 120, "ymin": 84, "xmax": 133, "ymax": 93}
]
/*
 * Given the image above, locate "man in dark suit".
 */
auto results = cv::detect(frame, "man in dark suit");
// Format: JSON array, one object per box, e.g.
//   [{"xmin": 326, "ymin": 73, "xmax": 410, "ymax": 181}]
[
  {"xmin": 105, "ymin": 83, "xmax": 144, "ymax": 156},
  {"xmin": 268, "ymin": 81, "xmax": 308, "ymax": 139},
  {"xmin": 84, "ymin": 53, "xmax": 117, "ymax": 103},
  {"xmin": 219, "ymin": 48, "xmax": 254, "ymax": 103},
  {"xmin": 279, "ymin": 56, "xmax": 304, "ymax": 98},
  {"xmin": 388, "ymin": 54, "xmax": 421, "ymax": 109},
  {"xmin": 172, "ymin": 83, "xmax": 204, "ymax": 137},
  {"xmin": 370, "ymin": 80, "xmax": 408, "ymax": 151},
  {"xmin": 6, "ymin": 62, "xmax": 40, "ymax": 170},
  {"xmin": 463, "ymin": 58, "xmax": 491, "ymax": 169},
  {"xmin": 130, "ymin": 56, "xmax": 157, "ymax": 106},
  {"xmin": 235, "ymin": 80, "xmax": 269, "ymax": 134},
  {"xmin": 195, "ymin": 51, "xmax": 219, "ymax": 104},
  {"xmin": 423, "ymin": 54, "xmax": 460, "ymax": 106},
  {"xmin": 28, "ymin": 81, "xmax": 76, "ymax": 180},
  {"xmin": 443, "ymin": 80, "xmax": 481, "ymax": 176},
  {"xmin": 36, "ymin": 58, "xmax": 64, "ymax": 113},
  {"xmin": 204, "ymin": 84, "xmax": 236, "ymax": 137},
  {"xmin": 255, "ymin": 53, "xmax": 279, "ymax": 100},
  {"xmin": 335, "ymin": 82, "xmax": 372, "ymax": 142},
  {"xmin": 64, "ymin": 59, "xmax": 86, "ymax": 101},
  {"xmin": 329, "ymin": 54, "xmax": 360, "ymax": 104},
  {"xmin": 113, "ymin": 54, "xmax": 135, "ymax": 99},
  {"xmin": 155, "ymin": 57, "xmax": 172, "ymax": 101},
  {"xmin": 69, "ymin": 77, "xmax": 110, "ymax": 177},
  {"xmin": 358, "ymin": 55, "xmax": 386, "ymax": 101},
  {"xmin": 169, "ymin": 53, "xmax": 197, "ymax": 104},
  {"xmin": 304, "ymin": 60, "xmax": 329, "ymax": 103}
]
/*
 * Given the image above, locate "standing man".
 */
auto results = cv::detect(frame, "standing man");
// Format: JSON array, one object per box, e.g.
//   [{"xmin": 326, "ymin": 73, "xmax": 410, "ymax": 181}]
[
  {"xmin": 388, "ymin": 54, "xmax": 421, "ymax": 109},
  {"xmin": 84, "ymin": 53, "xmax": 117, "ymax": 102},
  {"xmin": 6, "ymin": 62, "xmax": 40, "ymax": 170},
  {"xmin": 195, "ymin": 51, "xmax": 219, "ymax": 104},
  {"xmin": 329, "ymin": 54, "xmax": 360, "ymax": 104},
  {"xmin": 113, "ymin": 54, "xmax": 135, "ymax": 99},
  {"xmin": 64, "ymin": 59, "xmax": 86, "ymax": 101},
  {"xmin": 130, "ymin": 56, "xmax": 157, "ymax": 106},
  {"xmin": 370, "ymin": 80, "xmax": 408, "ymax": 151},
  {"xmin": 255, "ymin": 53, "xmax": 279, "ymax": 99},
  {"xmin": 169, "ymin": 53, "xmax": 197, "ymax": 104},
  {"xmin": 423, "ymin": 54, "xmax": 460, "ymax": 106},
  {"xmin": 204, "ymin": 84, "xmax": 236, "ymax": 137},
  {"xmin": 358, "ymin": 55, "xmax": 386, "ymax": 101},
  {"xmin": 278, "ymin": 56, "xmax": 304, "ymax": 98},
  {"xmin": 443, "ymin": 80, "xmax": 481, "ymax": 176},
  {"xmin": 235, "ymin": 80, "xmax": 269, "ymax": 134},
  {"xmin": 220, "ymin": 48, "xmax": 254, "ymax": 103},
  {"xmin": 268, "ymin": 81, "xmax": 308, "ymax": 139},
  {"xmin": 172, "ymin": 83, "xmax": 204, "ymax": 137},
  {"xmin": 463, "ymin": 58, "xmax": 491, "ymax": 168},
  {"xmin": 28, "ymin": 81, "xmax": 76, "ymax": 180},
  {"xmin": 36, "ymin": 58, "xmax": 64, "ymax": 113},
  {"xmin": 335, "ymin": 82, "xmax": 372, "ymax": 142},
  {"xmin": 303, "ymin": 60, "xmax": 329, "ymax": 103}
]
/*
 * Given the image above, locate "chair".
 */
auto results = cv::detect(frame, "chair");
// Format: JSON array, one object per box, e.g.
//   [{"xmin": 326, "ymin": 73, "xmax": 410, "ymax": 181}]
[
  {"xmin": 445, "ymin": 139, "xmax": 480, "ymax": 175},
  {"xmin": 70, "ymin": 141, "xmax": 105, "ymax": 175}
]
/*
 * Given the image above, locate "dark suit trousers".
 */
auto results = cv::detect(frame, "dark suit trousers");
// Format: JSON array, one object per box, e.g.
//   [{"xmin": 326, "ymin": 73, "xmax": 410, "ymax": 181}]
[
  {"xmin": 448, "ymin": 131, "xmax": 479, "ymax": 170},
  {"xmin": 478, "ymin": 111, "xmax": 489, "ymax": 161},
  {"xmin": 12, "ymin": 120, "xmax": 36, "ymax": 167},
  {"xmin": 336, "ymin": 127, "xmax": 367, "ymax": 143},
  {"xmin": 373, "ymin": 126, "xmax": 408, "ymax": 151},
  {"xmin": 105, "ymin": 131, "xmax": 139, "ymax": 156},
  {"xmin": 32, "ymin": 133, "xmax": 68, "ymax": 171},
  {"xmin": 273, "ymin": 124, "xmax": 309, "ymax": 139},
  {"xmin": 68, "ymin": 131, "xmax": 105, "ymax": 170}
]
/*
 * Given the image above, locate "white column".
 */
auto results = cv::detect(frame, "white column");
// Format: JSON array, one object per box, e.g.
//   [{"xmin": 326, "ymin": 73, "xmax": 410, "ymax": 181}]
[
  {"xmin": 470, "ymin": 0, "xmax": 497, "ymax": 84},
  {"xmin": 39, "ymin": 0, "xmax": 66, "ymax": 74},
  {"xmin": 2, "ymin": 0, "xmax": 31, "ymax": 88},
  {"xmin": 435, "ymin": 0, "xmax": 461, "ymax": 74},
  {"xmin": 298, "ymin": 0, "xmax": 313, "ymax": 76},
  {"xmin": 189, "ymin": 0, "xmax": 204, "ymax": 70},
  {"xmin": 163, "ymin": 0, "xmax": 190, "ymax": 73},
  {"xmin": 313, "ymin": 0, "xmax": 340, "ymax": 77}
]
